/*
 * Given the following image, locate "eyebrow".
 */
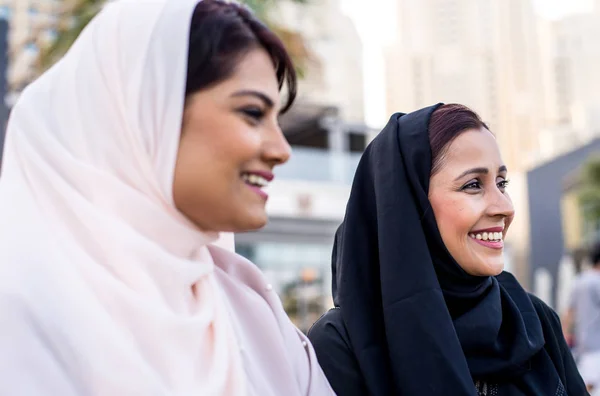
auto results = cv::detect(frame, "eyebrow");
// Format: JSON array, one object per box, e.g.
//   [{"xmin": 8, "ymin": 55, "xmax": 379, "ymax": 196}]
[
  {"xmin": 231, "ymin": 90, "xmax": 274, "ymax": 108},
  {"xmin": 454, "ymin": 165, "xmax": 508, "ymax": 181}
]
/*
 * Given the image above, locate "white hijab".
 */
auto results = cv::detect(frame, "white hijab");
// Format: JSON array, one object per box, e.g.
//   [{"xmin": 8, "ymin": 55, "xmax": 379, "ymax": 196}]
[{"xmin": 0, "ymin": 0, "xmax": 247, "ymax": 394}]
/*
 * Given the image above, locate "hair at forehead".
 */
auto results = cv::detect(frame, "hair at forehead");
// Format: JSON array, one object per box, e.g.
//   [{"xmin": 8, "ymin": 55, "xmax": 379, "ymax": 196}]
[
  {"xmin": 185, "ymin": 0, "xmax": 297, "ymax": 113},
  {"xmin": 428, "ymin": 104, "xmax": 491, "ymax": 175}
]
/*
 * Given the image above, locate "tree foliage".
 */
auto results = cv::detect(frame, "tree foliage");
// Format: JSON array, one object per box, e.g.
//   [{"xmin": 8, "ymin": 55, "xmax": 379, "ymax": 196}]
[{"xmin": 578, "ymin": 155, "xmax": 600, "ymax": 224}]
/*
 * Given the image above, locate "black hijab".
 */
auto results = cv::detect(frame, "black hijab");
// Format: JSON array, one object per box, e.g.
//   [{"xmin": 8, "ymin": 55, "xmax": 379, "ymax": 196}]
[{"xmin": 332, "ymin": 105, "xmax": 551, "ymax": 395}]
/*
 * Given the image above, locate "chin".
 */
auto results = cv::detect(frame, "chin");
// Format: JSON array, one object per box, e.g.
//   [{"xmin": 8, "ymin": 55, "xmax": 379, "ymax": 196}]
[
  {"xmin": 481, "ymin": 261, "xmax": 504, "ymax": 276},
  {"xmin": 463, "ymin": 258, "xmax": 504, "ymax": 277},
  {"xmin": 237, "ymin": 211, "xmax": 268, "ymax": 232}
]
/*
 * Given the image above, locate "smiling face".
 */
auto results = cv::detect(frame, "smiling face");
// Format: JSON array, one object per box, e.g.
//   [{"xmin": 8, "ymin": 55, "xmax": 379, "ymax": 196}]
[
  {"xmin": 428, "ymin": 127, "xmax": 515, "ymax": 276},
  {"xmin": 173, "ymin": 48, "xmax": 291, "ymax": 233}
]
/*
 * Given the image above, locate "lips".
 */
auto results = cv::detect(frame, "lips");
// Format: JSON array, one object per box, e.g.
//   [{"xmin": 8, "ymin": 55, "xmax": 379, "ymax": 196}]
[
  {"xmin": 470, "ymin": 237, "xmax": 504, "ymax": 250},
  {"xmin": 241, "ymin": 170, "xmax": 273, "ymax": 200}
]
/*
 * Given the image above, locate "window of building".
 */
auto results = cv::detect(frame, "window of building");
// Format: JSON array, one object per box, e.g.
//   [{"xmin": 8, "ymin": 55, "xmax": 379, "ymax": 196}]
[
  {"xmin": 27, "ymin": 6, "xmax": 38, "ymax": 17},
  {"xmin": 347, "ymin": 131, "xmax": 366, "ymax": 153}
]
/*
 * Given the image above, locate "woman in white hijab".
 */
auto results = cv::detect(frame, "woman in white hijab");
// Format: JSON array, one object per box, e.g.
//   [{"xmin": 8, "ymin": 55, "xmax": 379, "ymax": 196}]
[{"xmin": 0, "ymin": 0, "xmax": 335, "ymax": 395}]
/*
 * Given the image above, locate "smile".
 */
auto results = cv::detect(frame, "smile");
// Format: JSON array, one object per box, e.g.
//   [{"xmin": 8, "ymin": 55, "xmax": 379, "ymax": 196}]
[
  {"xmin": 241, "ymin": 171, "xmax": 273, "ymax": 200},
  {"xmin": 468, "ymin": 229, "xmax": 504, "ymax": 250},
  {"xmin": 469, "ymin": 232, "xmax": 503, "ymax": 242},
  {"xmin": 242, "ymin": 173, "xmax": 270, "ymax": 188}
]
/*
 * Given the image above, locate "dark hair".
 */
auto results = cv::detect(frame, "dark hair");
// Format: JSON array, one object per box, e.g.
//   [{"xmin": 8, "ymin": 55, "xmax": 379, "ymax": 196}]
[
  {"xmin": 428, "ymin": 104, "xmax": 490, "ymax": 175},
  {"xmin": 185, "ymin": 0, "xmax": 297, "ymax": 113},
  {"xmin": 591, "ymin": 242, "xmax": 600, "ymax": 266}
]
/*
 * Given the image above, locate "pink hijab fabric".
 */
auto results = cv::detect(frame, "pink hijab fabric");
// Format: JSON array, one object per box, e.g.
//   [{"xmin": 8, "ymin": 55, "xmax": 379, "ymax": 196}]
[{"xmin": 0, "ymin": 0, "xmax": 334, "ymax": 395}]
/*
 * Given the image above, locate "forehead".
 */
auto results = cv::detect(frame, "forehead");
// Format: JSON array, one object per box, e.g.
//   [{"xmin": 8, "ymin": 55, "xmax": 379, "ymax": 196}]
[
  {"xmin": 223, "ymin": 48, "xmax": 279, "ymax": 96},
  {"xmin": 442, "ymin": 128, "xmax": 503, "ymax": 169}
]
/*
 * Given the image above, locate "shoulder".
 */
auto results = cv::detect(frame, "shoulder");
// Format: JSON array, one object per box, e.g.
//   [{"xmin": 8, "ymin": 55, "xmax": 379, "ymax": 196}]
[
  {"xmin": 308, "ymin": 307, "xmax": 350, "ymax": 349},
  {"xmin": 527, "ymin": 292, "xmax": 563, "ymax": 330},
  {"xmin": 209, "ymin": 245, "xmax": 269, "ymax": 287},
  {"xmin": 526, "ymin": 292, "xmax": 568, "ymax": 359},
  {"xmin": 496, "ymin": 272, "xmax": 560, "ymax": 326},
  {"xmin": 527, "ymin": 295, "xmax": 589, "ymax": 393},
  {"xmin": 527, "ymin": 293, "xmax": 559, "ymax": 320},
  {"xmin": 308, "ymin": 308, "xmax": 369, "ymax": 395},
  {"xmin": 527, "ymin": 292, "xmax": 550, "ymax": 311}
]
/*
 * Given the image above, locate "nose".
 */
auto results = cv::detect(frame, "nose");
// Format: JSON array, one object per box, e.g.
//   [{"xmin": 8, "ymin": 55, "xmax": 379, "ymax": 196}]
[
  {"xmin": 486, "ymin": 188, "xmax": 515, "ymax": 219},
  {"xmin": 262, "ymin": 124, "xmax": 292, "ymax": 166}
]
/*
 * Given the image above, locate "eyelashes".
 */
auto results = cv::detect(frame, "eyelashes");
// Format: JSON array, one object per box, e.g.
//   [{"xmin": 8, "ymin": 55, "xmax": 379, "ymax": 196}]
[
  {"xmin": 239, "ymin": 107, "xmax": 265, "ymax": 124},
  {"xmin": 461, "ymin": 178, "xmax": 510, "ymax": 192}
]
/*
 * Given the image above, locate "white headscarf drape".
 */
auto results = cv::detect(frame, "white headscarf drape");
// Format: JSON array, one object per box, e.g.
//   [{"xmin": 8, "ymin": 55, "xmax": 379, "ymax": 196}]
[{"xmin": 0, "ymin": 0, "xmax": 246, "ymax": 394}]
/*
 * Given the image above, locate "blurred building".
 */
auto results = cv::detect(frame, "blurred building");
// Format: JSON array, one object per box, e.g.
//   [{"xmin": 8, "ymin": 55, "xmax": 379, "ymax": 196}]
[
  {"xmin": 276, "ymin": 0, "xmax": 365, "ymax": 124},
  {"xmin": 530, "ymin": 3, "xmax": 600, "ymax": 307},
  {"xmin": 537, "ymin": 4, "xmax": 600, "ymax": 162},
  {"xmin": 528, "ymin": 139, "xmax": 600, "ymax": 308},
  {"xmin": 385, "ymin": 0, "xmax": 545, "ymax": 169},
  {"xmin": 0, "ymin": 17, "xmax": 8, "ymax": 159},
  {"xmin": 234, "ymin": 0, "xmax": 368, "ymax": 332},
  {"xmin": 383, "ymin": 0, "xmax": 546, "ymax": 286},
  {"xmin": 0, "ymin": 0, "xmax": 61, "ymax": 93}
]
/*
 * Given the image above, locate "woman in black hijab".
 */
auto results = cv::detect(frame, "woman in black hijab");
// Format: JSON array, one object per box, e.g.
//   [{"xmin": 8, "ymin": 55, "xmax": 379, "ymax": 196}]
[{"xmin": 308, "ymin": 104, "xmax": 587, "ymax": 395}]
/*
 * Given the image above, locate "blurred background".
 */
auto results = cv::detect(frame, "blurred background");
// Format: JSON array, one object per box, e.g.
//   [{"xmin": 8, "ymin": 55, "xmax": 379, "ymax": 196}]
[{"xmin": 0, "ymin": 0, "xmax": 599, "ymax": 333}]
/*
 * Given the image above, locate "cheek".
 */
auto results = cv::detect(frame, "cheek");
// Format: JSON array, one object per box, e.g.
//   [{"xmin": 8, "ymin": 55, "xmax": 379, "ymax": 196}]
[
  {"xmin": 204, "ymin": 118, "xmax": 259, "ymax": 156},
  {"xmin": 208, "ymin": 115, "xmax": 259, "ymax": 151},
  {"xmin": 182, "ymin": 115, "xmax": 262, "ymax": 175},
  {"xmin": 173, "ymin": 114, "xmax": 264, "ymax": 220},
  {"xmin": 431, "ymin": 195, "xmax": 479, "ymax": 246},
  {"xmin": 172, "ymin": 135, "xmax": 213, "ymax": 212}
]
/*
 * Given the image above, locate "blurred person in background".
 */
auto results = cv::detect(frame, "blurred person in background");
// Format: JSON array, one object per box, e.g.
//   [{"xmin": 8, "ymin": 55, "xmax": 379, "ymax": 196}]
[
  {"xmin": 0, "ymin": 0, "xmax": 334, "ymax": 394},
  {"xmin": 309, "ymin": 104, "xmax": 588, "ymax": 395},
  {"xmin": 562, "ymin": 242, "xmax": 600, "ymax": 393}
]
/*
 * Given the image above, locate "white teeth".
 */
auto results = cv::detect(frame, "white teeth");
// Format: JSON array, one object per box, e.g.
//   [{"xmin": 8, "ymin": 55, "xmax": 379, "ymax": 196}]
[
  {"xmin": 242, "ymin": 173, "xmax": 269, "ymax": 187},
  {"xmin": 470, "ymin": 232, "xmax": 503, "ymax": 242}
]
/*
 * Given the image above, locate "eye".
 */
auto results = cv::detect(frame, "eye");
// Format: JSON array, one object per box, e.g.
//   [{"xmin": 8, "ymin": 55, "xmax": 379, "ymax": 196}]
[
  {"xmin": 461, "ymin": 180, "xmax": 481, "ymax": 192},
  {"xmin": 497, "ymin": 178, "xmax": 510, "ymax": 192},
  {"xmin": 239, "ymin": 107, "xmax": 265, "ymax": 124}
]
